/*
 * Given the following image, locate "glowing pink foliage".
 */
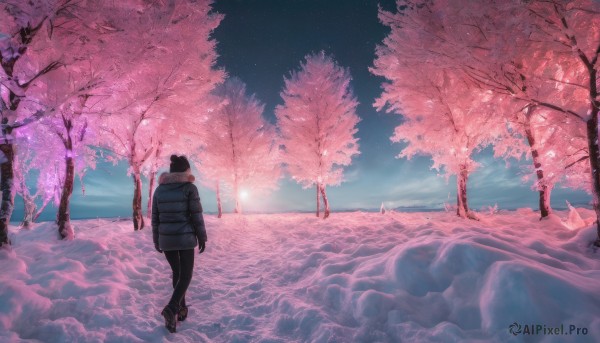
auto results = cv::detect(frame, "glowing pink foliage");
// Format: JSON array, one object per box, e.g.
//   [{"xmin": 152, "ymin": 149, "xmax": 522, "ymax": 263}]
[
  {"xmin": 276, "ymin": 52, "xmax": 360, "ymax": 187},
  {"xmin": 196, "ymin": 77, "xmax": 280, "ymax": 214},
  {"xmin": 98, "ymin": 0, "xmax": 223, "ymax": 171},
  {"xmin": 93, "ymin": 0, "xmax": 224, "ymax": 229},
  {"xmin": 0, "ymin": 0, "xmax": 110, "ymax": 239},
  {"xmin": 13, "ymin": 123, "xmax": 61, "ymax": 227},
  {"xmin": 276, "ymin": 52, "xmax": 360, "ymax": 218},
  {"xmin": 372, "ymin": 63, "xmax": 504, "ymax": 218},
  {"xmin": 373, "ymin": 0, "xmax": 598, "ymax": 221}
]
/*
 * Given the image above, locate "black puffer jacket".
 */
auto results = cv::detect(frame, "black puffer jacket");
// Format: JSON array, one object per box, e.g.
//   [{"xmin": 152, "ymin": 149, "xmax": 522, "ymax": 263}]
[{"xmin": 152, "ymin": 171, "xmax": 207, "ymax": 251}]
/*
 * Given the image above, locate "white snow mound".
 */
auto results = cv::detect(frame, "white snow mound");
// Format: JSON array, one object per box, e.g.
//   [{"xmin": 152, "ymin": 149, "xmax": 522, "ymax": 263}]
[{"xmin": 1, "ymin": 211, "xmax": 599, "ymax": 342}]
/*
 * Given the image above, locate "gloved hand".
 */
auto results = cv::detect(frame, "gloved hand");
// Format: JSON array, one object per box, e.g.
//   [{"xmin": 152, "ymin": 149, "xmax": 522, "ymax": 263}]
[
  {"xmin": 155, "ymin": 244, "xmax": 162, "ymax": 253},
  {"xmin": 198, "ymin": 241, "xmax": 206, "ymax": 254}
]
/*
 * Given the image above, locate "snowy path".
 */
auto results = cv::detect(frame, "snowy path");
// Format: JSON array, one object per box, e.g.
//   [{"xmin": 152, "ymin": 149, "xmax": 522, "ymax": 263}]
[
  {"xmin": 1, "ymin": 210, "xmax": 600, "ymax": 342},
  {"xmin": 190, "ymin": 216, "xmax": 293, "ymax": 340}
]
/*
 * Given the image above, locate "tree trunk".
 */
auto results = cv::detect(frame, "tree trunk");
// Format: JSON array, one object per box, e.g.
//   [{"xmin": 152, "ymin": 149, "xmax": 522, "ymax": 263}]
[
  {"xmin": 227, "ymin": 111, "xmax": 240, "ymax": 214},
  {"xmin": 456, "ymin": 163, "xmax": 477, "ymax": 220},
  {"xmin": 147, "ymin": 170, "xmax": 156, "ymax": 217},
  {"xmin": 586, "ymin": 64, "xmax": 600, "ymax": 246},
  {"xmin": 456, "ymin": 164, "xmax": 468, "ymax": 218},
  {"xmin": 0, "ymin": 20, "xmax": 61, "ymax": 245},
  {"xmin": 537, "ymin": 182, "xmax": 552, "ymax": 218},
  {"xmin": 316, "ymin": 182, "xmax": 320, "ymax": 217},
  {"xmin": 233, "ymin": 178, "xmax": 241, "ymax": 214},
  {"xmin": 0, "ymin": 143, "xmax": 14, "ymax": 246},
  {"xmin": 216, "ymin": 180, "xmax": 222, "ymax": 218},
  {"xmin": 57, "ymin": 154, "xmax": 75, "ymax": 240},
  {"xmin": 16, "ymin": 160, "xmax": 34, "ymax": 229},
  {"xmin": 132, "ymin": 170, "xmax": 144, "ymax": 231},
  {"xmin": 552, "ymin": 5, "xmax": 600, "ymax": 246},
  {"xmin": 146, "ymin": 140, "xmax": 162, "ymax": 217},
  {"xmin": 586, "ymin": 115, "xmax": 600, "ymax": 246},
  {"xmin": 540, "ymin": 184, "xmax": 553, "ymax": 218},
  {"xmin": 320, "ymin": 183, "xmax": 330, "ymax": 219},
  {"xmin": 21, "ymin": 194, "xmax": 36, "ymax": 229},
  {"xmin": 523, "ymin": 108, "xmax": 552, "ymax": 218},
  {"xmin": 33, "ymin": 199, "xmax": 50, "ymax": 222}
]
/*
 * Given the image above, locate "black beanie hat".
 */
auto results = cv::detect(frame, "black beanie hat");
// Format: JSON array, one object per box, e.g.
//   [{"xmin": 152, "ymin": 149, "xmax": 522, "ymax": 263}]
[{"xmin": 170, "ymin": 155, "xmax": 191, "ymax": 173}]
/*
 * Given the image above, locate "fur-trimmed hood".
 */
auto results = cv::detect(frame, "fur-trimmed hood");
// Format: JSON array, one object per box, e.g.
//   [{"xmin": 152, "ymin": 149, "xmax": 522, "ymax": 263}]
[{"xmin": 159, "ymin": 170, "xmax": 195, "ymax": 184}]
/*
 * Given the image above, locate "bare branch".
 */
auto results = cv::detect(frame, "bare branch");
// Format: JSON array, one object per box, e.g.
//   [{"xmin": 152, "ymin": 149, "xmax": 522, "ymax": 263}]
[
  {"xmin": 19, "ymin": 61, "xmax": 64, "ymax": 89},
  {"xmin": 514, "ymin": 96, "xmax": 584, "ymax": 120},
  {"xmin": 564, "ymin": 155, "xmax": 589, "ymax": 169}
]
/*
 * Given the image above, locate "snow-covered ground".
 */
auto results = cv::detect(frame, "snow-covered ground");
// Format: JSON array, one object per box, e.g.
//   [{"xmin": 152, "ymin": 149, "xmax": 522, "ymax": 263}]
[{"xmin": 1, "ymin": 209, "xmax": 600, "ymax": 342}]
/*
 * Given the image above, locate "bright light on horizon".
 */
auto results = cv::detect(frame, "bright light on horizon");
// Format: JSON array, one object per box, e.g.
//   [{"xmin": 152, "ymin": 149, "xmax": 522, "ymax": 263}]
[{"xmin": 240, "ymin": 190, "xmax": 249, "ymax": 200}]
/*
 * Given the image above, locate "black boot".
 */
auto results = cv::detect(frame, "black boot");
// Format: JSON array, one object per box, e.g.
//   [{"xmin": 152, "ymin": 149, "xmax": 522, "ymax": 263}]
[
  {"xmin": 178, "ymin": 305, "xmax": 188, "ymax": 322},
  {"xmin": 0, "ymin": 237, "xmax": 11, "ymax": 248},
  {"xmin": 161, "ymin": 304, "xmax": 178, "ymax": 333}
]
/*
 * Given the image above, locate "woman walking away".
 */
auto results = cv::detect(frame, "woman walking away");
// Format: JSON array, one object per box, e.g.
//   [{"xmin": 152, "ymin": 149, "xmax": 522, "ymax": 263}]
[{"xmin": 152, "ymin": 155, "xmax": 207, "ymax": 333}]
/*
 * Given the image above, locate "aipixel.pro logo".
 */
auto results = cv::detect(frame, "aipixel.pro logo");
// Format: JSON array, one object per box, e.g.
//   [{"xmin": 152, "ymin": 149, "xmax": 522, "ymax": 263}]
[{"xmin": 509, "ymin": 322, "xmax": 588, "ymax": 336}]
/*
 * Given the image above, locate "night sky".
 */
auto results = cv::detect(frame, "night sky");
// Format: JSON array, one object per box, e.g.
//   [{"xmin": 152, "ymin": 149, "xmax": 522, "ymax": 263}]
[{"xmin": 17, "ymin": 0, "xmax": 591, "ymax": 221}]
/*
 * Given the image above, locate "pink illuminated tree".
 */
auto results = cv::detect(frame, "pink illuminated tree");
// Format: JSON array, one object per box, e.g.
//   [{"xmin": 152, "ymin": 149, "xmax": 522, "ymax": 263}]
[
  {"xmin": 45, "ymin": 98, "xmax": 99, "ymax": 239},
  {"xmin": 97, "ymin": 0, "xmax": 224, "ymax": 230},
  {"xmin": 371, "ymin": 0, "xmax": 514, "ymax": 219},
  {"xmin": 99, "ymin": 98, "xmax": 164, "ymax": 232},
  {"xmin": 195, "ymin": 78, "xmax": 280, "ymax": 216},
  {"xmin": 33, "ymin": 39, "xmax": 114, "ymax": 238},
  {"xmin": 276, "ymin": 52, "xmax": 360, "ymax": 219},
  {"xmin": 494, "ymin": 105, "xmax": 589, "ymax": 217},
  {"xmin": 0, "ymin": 0, "xmax": 105, "ymax": 243},
  {"xmin": 20, "ymin": 100, "xmax": 98, "ymax": 239},
  {"xmin": 509, "ymin": 0, "xmax": 598, "ymax": 241},
  {"xmin": 143, "ymin": 130, "xmax": 197, "ymax": 218},
  {"xmin": 13, "ymin": 124, "xmax": 61, "ymax": 228},
  {"xmin": 144, "ymin": 140, "xmax": 165, "ymax": 218},
  {"xmin": 372, "ymin": 60, "xmax": 504, "ymax": 219},
  {"xmin": 374, "ymin": 0, "xmax": 597, "ymax": 228}
]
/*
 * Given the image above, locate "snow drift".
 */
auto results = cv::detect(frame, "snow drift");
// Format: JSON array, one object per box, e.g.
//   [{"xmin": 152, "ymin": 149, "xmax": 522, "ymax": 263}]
[{"xmin": 1, "ymin": 210, "xmax": 599, "ymax": 342}]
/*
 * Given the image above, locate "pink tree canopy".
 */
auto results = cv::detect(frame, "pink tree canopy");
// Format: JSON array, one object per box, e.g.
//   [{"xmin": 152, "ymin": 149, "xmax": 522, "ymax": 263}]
[
  {"xmin": 95, "ymin": 0, "xmax": 224, "ymax": 230},
  {"xmin": 494, "ymin": 106, "xmax": 590, "ymax": 207},
  {"xmin": 195, "ymin": 77, "xmax": 281, "ymax": 215},
  {"xmin": 276, "ymin": 52, "xmax": 360, "ymax": 218},
  {"xmin": 373, "ymin": 0, "xmax": 597, "ymax": 223},
  {"xmin": 372, "ymin": 53, "xmax": 505, "ymax": 219},
  {"xmin": 13, "ymin": 123, "xmax": 62, "ymax": 228},
  {"xmin": 0, "ymin": 0, "xmax": 108, "ymax": 241}
]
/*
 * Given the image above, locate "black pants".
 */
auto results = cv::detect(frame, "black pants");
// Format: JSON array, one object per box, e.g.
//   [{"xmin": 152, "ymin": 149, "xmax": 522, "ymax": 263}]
[{"xmin": 164, "ymin": 249, "xmax": 195, "ymax": 309}]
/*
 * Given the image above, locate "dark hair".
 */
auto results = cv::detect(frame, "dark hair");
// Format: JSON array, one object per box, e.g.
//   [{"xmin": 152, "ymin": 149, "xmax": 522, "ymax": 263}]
[{"xmin": 169, "ymin": 155, "xmax": 191, "ymax": 173}]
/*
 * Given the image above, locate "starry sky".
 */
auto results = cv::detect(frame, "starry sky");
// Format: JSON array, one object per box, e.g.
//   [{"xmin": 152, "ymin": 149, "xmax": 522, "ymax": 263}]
[{"xmin": 16, "ymin": 0, "xmax": 591, "ymax": 221}]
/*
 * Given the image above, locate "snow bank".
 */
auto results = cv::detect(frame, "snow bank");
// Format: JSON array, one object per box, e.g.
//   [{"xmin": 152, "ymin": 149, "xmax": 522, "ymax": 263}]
[{"xmin": 1, "ymin": 210, "xmax": 599, "ymax": 342}]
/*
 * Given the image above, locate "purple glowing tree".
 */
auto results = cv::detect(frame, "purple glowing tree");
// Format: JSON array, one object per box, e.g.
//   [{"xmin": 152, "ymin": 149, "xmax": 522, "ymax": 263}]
[
  {"xmin": 13, "ymin": 124, "xmax": 61, "ymax": 228},
  {"xmin": 0, "ymin": 0, "xmax": 106, "ymax": 243}
]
